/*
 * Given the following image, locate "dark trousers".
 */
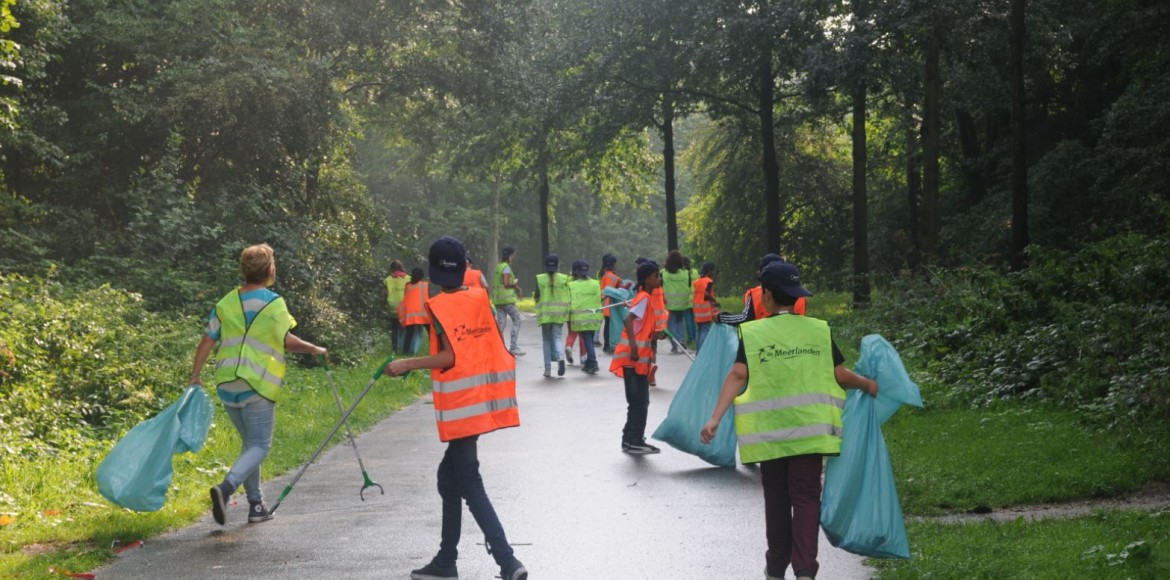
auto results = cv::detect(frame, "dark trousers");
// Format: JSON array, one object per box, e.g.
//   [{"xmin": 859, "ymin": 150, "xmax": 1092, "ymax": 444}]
[
  {"xmin": 436, "ymin": 436, "xmax": 516, "ymax": 568},
  {"xmin": 389, "ymin": 317, "xmax": 403, "ymax": 352},
  {"xmin": 760, "ymin": 454, "xmax": 823, "ymax": 579},
  {"xmin": 621, "ymin": 367, "xmax": 650, "ymax": 443},
  {"xmin": 602, "ymin": 317, "xmax": 612, "ymax": 351}
]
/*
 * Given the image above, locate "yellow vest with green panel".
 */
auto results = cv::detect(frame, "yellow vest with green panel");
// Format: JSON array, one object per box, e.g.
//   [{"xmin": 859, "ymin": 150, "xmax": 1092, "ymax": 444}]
[
  {"xmin": 568, "ymin": 278, "xmax": 603, "ymax": 332},
  {"xmin": 493, "ymin": 262, "xmax": 518, "ymax": 305},
  {"xmin": 661, "ymin": 269, "xmax": 693, "ymax": 311},
  {"xmin": 734, "ymin": 314, "xmax": 844, "ymax": 463},
  {"xmin": 535, "ymin": 273, "xmax": 570, "ymax": 324},
  {"xmin": 213, "ymin": 290, "xmax": 294, "ymax": 403}
]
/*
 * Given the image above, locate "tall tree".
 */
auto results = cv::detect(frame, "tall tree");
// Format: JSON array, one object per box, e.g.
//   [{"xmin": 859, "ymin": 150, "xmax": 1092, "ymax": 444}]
[{"xmin": 1009, "ymin": 0, "xmax": 1028, "ymax": 270}]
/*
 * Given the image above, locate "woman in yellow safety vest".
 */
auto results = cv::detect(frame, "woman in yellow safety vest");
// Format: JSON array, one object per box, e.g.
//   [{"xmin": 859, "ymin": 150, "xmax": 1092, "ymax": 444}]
[
  {"xmin": 384, "ymin": 259, "xmax": 409, "ymax": 351},
  {"xmin": 189, "ymin": 243, "xmax": 328, "ymax": 526},
  {"xmin": 700, "ymin": 261, "xmax": 877, "ymax": 580}
]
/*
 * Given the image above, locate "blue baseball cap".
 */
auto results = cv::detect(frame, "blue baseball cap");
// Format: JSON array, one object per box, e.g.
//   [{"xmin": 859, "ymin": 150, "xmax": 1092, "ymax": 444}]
[
  {"xmin": 429, "ymin": 236, "xmax": 467, "ymax": 287},
  {"xmin": 759, "ymin": 261, "xmax": 812, "ymax": 298}
]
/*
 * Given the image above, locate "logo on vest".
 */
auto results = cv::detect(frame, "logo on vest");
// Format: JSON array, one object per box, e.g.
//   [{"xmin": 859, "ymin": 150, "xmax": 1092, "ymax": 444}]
[
  {"xmin": 756, "ymin": 344, "xmax": 821, "ymax": 364},
  {"xmin": 451, "ymin": 323, "xmax": 494, "ymax": 342}
]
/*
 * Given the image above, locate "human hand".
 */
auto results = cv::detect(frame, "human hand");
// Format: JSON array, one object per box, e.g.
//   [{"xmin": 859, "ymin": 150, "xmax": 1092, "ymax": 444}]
[
  {"xmin": 866, "ymin": 379, "xmax": 879, "ymax": 398},
  {"xmin": 699, "ymin": 418, "xmax": 720, "ymax": 444},
  {"xmin": 385, "ymin": 359, "xmax": 411, "ymax": 377}
]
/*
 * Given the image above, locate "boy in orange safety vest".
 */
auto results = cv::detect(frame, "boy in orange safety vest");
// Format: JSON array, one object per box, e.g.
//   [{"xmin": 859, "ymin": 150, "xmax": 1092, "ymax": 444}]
[
  {"xmin": 384, "ymin": 236, "xmax": 528, "ymax": 580},
  {"xmin": 610, "ymin": 260, "xmax": 663, "ymax": 455}
]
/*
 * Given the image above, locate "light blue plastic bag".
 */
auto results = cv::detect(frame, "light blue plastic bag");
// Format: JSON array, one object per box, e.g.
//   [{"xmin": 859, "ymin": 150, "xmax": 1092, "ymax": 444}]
[
  {"xmin": 651, "ymin": 323, "xmax": 738, "ymax": 467},
  {"xmin": 603, "ymin": 284, "xmax": 634, "ymax": 348},
  {"xmin": 97, "ymin": 385, "xmax": 213, "ymax": 512},
  {"xmin": 821, "ymin": 334, "xmax": 923, "ymax": 559}
]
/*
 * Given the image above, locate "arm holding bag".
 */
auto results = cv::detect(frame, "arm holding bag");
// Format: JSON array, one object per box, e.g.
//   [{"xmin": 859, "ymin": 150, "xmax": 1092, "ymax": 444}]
[
  {"xmin": 96, "ymin": 386, "xmax": 213, "ymax": 512},
  {"xmin": 651, "ymin": 323, "xmax": 739, "ymax": 467},
  {"xmin": 820, "ymin": 334, "xmax": 923, "ymax": 559}
]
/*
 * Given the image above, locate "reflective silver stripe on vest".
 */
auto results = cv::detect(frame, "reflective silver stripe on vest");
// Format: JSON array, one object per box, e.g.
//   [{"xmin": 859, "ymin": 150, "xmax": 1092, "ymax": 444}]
[
  {"xmin": 433, "ymin": 369, "xmax": 517, "ymax": 394},
  {"xmin": 435, "ymin": 397, "xmax": 519, "ymax": 422},
  {"xmin": 737, "ymin": 423, "xmax": 843, "ymax": 446},
  {"xmin": 215, "ymin": 357, "xmax": 285, "ymax": 388},
  {"xmin": 734, "ymin": 393, "xmax": 845, "ymax": 415},
  {"xmin": 218, "ymin": 336, "xmax": 287, "ymax": 364}
]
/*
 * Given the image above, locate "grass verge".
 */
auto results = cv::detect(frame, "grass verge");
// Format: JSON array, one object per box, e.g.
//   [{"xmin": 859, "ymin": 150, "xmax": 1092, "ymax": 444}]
[{"xmin": 0, "ymin": 344, "xmax": 426, "ymax": 577}]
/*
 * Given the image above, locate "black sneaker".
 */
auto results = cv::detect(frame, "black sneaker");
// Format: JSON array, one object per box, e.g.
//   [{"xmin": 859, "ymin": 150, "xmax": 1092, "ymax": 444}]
[
  {"xmin": 248, "ymin": 501, "xmax": 273, "ymax": 523},
  {"xmin": 624, "ymin": 439, "xmax": 660, "ymax": 454},
  {"xmin": 500, "ymin": 561, "xmax": 528, "ymax": 580},
  {"xmin": 565, "ymin": 348, "xmax": 574, "ymax": 365},
  {"xmin": 621, "ymin": 441, "xmax": 631, "ymax": 452},
  {"xmin": 209, "ymin": 481, "xmax": 232, "ymax": 525},
  {"xmin": 557, "ymin": 359, "xmax": 566, "ymax": 376},
  {"xmin": 410, "ymin": 560, "xmax": 458, "ymax": 580}
]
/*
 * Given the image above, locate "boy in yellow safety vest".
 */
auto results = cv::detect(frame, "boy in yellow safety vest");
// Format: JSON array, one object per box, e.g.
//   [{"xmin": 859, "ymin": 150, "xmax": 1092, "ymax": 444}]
[{"xmin": 700, "ymin": 261, "xmax": 877, "ymax": 580}]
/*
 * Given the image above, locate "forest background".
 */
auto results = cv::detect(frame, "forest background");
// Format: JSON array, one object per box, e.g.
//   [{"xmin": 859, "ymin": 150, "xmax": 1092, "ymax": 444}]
[{"xmin": 1, "ymin": 0, "xmax": 1169, "ymax": 575}]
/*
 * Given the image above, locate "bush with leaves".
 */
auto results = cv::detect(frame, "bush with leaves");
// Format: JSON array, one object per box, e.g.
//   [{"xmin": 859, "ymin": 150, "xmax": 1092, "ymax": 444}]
[
  {"xmin": 0, "ymin": 272, "xmax": 196, "ymax": 458},
  {"xmin": 836, "ymin": 234, "xmax": 1170, "ymax": 429}
]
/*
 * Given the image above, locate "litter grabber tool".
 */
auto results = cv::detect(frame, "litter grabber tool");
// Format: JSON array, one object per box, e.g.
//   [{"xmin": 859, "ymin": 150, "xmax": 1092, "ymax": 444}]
[
  {"xmin": 319, "ymin": 354, "xmax": 384, "ymax": 501},
  {"xmin": 663, "ymin": 329, "xmax": 696, "ymax": 362},
  {"xmin": 270, "ymin": 353, "xmax": 397, "ymax": 515},
  {"xmin": 586, "ymin": 299, "xmax": 633, "ymax": 314}
]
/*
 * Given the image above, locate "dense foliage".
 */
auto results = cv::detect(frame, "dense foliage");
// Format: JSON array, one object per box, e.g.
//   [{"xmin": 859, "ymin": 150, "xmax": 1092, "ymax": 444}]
[
  {"xmin": 835, "ymin": 234, "xmax": 1170, "ymax": 429},
  {"xmin": 0, "ymin": 273, "xmax": 195, "ymax": 457}
]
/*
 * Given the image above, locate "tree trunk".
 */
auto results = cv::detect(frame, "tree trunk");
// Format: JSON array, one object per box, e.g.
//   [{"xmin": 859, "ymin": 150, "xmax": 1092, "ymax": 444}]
[
  {"xmin": 921, "ymin": 36, "xmax": 941, "ymax": 266},
  {"xmin": 954, "ymin": 108, "xmax": 988, "ymax": 205},
  {"xmin": 662, "ymin": 94, "xmax": 679, "ymax": 252},
  {"xmin": 490, "ymin": 180, "xmax": 500, "ymax": 283},
  {"xmin": 758, "ymin": 39, "xmax": 780, "ymax": 255},
  {"xmin": 904, "ymin": 100, "xmax": 922, "ymax": 273},
  {"xmin": 538, "ymin": 161, "xmax": 551, "ymax": 260},
  {"xmin": 1009, "ymin": 0, "xmax": 1029, "ymax": 271},
  {"xmin": 852, "ymin": 83, "xmax": 870, "ymax": 307}
]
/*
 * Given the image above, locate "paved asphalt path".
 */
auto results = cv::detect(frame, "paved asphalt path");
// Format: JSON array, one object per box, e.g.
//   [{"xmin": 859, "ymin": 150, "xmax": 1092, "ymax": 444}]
[{"xmin": 97, "ymin": 315, "xmax": 873, "ymax": 579}]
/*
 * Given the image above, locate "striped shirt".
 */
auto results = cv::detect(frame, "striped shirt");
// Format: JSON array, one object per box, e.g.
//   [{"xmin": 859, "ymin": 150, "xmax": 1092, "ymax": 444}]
[{"xmin": 207, "ymin": 288, "xmax": 295, "ymax": 407}]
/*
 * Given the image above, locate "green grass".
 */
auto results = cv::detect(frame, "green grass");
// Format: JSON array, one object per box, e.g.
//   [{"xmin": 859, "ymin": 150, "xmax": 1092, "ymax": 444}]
[
  {"xmin": 886, "ymin": 406, "xmax": 1170, "ymax": 515},
  {"xmin": 0, "ymin": 345, "xmax": 427, "ymax": 576},
  {"xmin": 875, "ymin": 510, "xmax": 1170, "ymax": 579}
]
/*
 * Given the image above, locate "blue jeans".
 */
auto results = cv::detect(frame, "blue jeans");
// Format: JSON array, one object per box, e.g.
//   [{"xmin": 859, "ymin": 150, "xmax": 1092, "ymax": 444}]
[
  {"xmin": 224, "ymin": 396, "xmax": 276, "ymax": 503},
  {"xmin": 685, "ymin": 310, "xmax": 697, "ymax": 344},
  {"xmin": 695, "ymin": 322, "xmax": 712, "ymax": 353},
  {"xmin": 540, "ymin": 323, "xmax": 564, "ymax": 373},
  {"xmin": 436, "ymin": 436, "xmax": 519, "ymax": 568},
  {"xmin": 667, "ymin": 311, "xmax": 688, "ymax": 351},
  {"xmin": 494, "ymin": 303, "xmax": 522, "ymax": 351},
  {"xmin": 404, "ymin": 324, "xmax": 425, "ymax": 355}
]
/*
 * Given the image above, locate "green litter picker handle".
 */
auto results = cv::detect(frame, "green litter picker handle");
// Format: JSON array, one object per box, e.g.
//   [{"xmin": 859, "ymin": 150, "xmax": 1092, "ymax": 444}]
[{"xmin": 269, "ymin": 351, "xmax": 400, "ymax": 514}]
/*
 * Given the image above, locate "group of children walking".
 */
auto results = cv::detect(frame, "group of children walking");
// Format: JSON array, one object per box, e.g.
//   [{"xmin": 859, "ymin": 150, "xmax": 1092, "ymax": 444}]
[{"xmin": 196, "ymin": 238, "xmax": 877, "ymax": 580}]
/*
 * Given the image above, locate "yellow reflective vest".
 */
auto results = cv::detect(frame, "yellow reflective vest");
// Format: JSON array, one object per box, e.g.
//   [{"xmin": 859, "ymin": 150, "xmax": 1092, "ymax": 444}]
[
  {"xmin": 568, "ymin": 278, "xmax": 603, "ymax": 332},
  {"xmin": 213, "ymin": 289, "xmax": 293, "ymax": 403},
  {"xmin": 535, "ymin": 273, "xmax": 570, "ymax": 324},
  {"xmin": 734, "ymin": 314, "xmax": 844, "ymax": 463}
]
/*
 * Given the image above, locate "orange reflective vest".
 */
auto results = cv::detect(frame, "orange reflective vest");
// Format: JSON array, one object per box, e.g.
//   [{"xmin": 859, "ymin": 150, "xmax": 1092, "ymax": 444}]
[
  {"xmin": 463, "ymin": 268, "xmax": 485, "ymax": 289},
  {"xmin": 399, "ymin": 281, "xmax": 431, "ymax": 326},
  {"xmin": 600, "ymin": 271, "xmax": 622, "ymax": 318},
  {"xmin": 746, "ymin": 285, "xmax": 807, "ymax": 318},
  {"xmin": 610, "ymin": 291, "xmax": 655, "ymax": 377},
  {"xmin": 651, "ymin": 287, "xmax": 667, "ymax": 332},
  {"xmin": 693, "ymin": 276, "xmax": 715, "ymax": 323},
  {"xmin": 427, "ymin": 288, "xmax": 520, "ymax": 442}
]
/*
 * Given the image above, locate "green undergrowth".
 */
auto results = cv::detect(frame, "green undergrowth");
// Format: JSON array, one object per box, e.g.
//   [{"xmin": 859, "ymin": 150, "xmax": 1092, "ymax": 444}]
[{"xmin": 0, "ymin": 356, "xmax": 426, "ymax": 576}]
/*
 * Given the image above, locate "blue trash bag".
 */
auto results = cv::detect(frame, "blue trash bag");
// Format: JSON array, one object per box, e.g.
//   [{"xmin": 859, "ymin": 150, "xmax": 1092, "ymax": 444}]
[
  {"xmin": 651, "ymin": 323, "xmax": 738, "ymax": 467},
  {"xmin": 821, "ymin": 334, "xmax": 923, "ymax": 559},
  {"xmin": 603, "ymin": 284, "xmax": 634, "ymax": 348},
  {"xmin": 97, "ymin": 385, "xmax": 214, "ymax": 512}
]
